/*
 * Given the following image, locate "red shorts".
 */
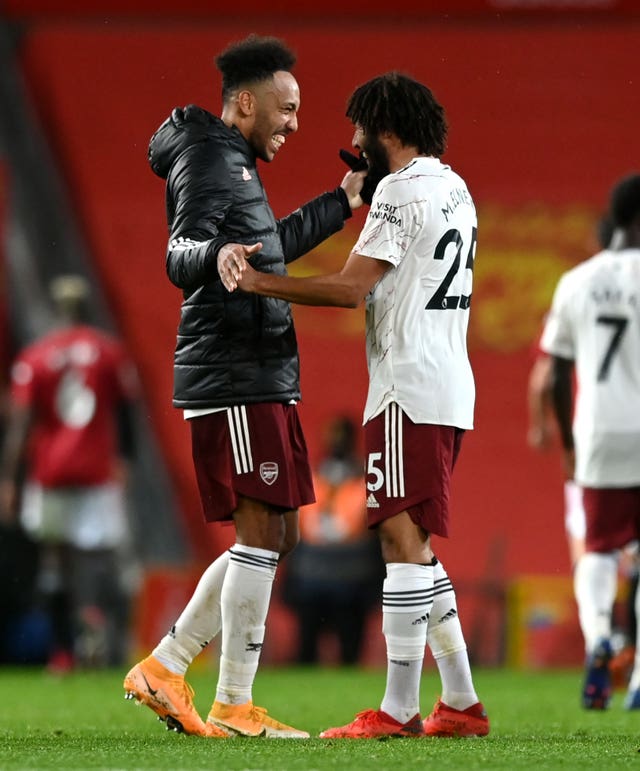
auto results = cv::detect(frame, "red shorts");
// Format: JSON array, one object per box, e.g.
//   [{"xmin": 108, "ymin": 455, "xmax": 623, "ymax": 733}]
[
  {"xmin": 582, "ymin": 486, "xmax": 640, "ymax": 552},
  {"xmin": 189, "ymin": 403, "xmax": 315, "ymax": 522},
  {"xmin": 364, "ymin": 403, "xmax": 464, "ymax": 537}
]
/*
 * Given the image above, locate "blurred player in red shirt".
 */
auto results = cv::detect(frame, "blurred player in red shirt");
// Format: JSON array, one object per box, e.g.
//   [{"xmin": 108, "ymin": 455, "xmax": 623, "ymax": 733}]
[{"xmin": 0, "ymin": 275, "xmax": 138, "ymax": 671}]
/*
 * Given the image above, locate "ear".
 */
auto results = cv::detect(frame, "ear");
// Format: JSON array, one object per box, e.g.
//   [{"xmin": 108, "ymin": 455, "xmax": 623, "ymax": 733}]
[
  {"xmin": 236, "ymin": 89, "xmax": 255, "ymax": 117},
  {"xmin": 384, "ymin": 131, "xmax": 404, "ymax": 152},
  {"xmin": 380, "ymin": 130, "xmax": 396, "ymax": 148}
]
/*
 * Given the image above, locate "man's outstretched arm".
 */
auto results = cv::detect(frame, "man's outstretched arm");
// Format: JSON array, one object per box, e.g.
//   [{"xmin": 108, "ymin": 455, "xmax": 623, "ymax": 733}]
[{"xmin": 225, "ymin": 250, "xmax": 390, "ymax": 308}]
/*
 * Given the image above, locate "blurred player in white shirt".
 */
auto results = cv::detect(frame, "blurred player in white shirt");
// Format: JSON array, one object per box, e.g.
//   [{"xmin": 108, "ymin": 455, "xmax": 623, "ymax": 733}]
[
  {"xmin": 541, "ymin": 173, "xmax": 640, "ymax": 710},
  {"xmin": 226, "ymin": 72, "xmax": 488, "ymax": 739},
  {"xmin": 528, "ymin": 217, "xmax": 615, "ymax": 567}
]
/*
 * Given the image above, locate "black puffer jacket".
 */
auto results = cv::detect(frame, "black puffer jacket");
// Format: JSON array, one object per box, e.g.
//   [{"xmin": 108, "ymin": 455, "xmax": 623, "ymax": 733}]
[{"xmin": 148, "ymin": 105, "xmax": 350, "ymax": 408}]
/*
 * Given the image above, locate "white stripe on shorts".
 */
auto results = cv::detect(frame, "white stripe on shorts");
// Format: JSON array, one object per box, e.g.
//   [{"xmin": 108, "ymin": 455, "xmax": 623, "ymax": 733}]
[
  {"xmin": 384, "ymin": 403, "xmax": 405, "ymax": 498},
  {"xmin": 227, "ymin": 406, "xmax": 254, "ymax": 474}
]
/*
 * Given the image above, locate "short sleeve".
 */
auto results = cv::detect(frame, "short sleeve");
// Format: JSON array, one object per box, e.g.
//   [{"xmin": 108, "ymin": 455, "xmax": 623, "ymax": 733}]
[
  {"xmin": 353, "ymin": 176, "xmax": 414, "ymax": 267},
  {"xmin": 540, "ymin": 273, "xmax": 575, "ymax": 359}
]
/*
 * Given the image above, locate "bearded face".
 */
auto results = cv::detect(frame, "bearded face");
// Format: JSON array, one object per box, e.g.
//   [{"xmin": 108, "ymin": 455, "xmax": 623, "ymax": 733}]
[{"xmin": 360, "ymin": 132, "xmax": 391, "ymax": 180}]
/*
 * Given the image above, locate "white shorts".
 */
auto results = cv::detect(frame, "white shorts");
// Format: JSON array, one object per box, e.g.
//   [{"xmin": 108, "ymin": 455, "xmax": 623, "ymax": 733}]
[
  {"xmin": 20, "ymin": 481, "xmax": 129, "ymax": 550},
  {"xmin": 564, "ymin": 480, "xmax": 586, "ymax": 541}
]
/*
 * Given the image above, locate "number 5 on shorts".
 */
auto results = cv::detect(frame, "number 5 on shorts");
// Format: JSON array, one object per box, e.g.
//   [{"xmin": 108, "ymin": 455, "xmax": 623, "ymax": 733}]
[{"xmin": 367, "ymin": 452, "xmax": 384, "ymax": 492}]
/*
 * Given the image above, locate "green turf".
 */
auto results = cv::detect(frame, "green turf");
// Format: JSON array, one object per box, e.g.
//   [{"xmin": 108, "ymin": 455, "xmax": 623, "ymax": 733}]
[{"xmin": 1, "ymin": 665, "xmax": 639, "ymax": 769}]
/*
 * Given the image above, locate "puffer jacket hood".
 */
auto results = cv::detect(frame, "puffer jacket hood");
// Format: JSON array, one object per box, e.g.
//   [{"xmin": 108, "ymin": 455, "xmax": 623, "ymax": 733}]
[{"xmin": 148, "ymin": 104, "xmax": 228, "ymax": 180}]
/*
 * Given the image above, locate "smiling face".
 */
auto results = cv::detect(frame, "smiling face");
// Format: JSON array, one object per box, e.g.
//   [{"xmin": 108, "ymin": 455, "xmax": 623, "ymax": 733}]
[{"xmin": 246, "ymin": 70, "xmax": 300, "ymax": 162}]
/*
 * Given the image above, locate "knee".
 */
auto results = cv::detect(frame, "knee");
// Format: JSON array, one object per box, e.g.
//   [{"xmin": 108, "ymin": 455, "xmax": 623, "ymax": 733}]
[
  {"xmin": 234, "ymin": 505, "xmax": 288, "ymax": 554},
  {"xmin": 277, "ymin": 510, "xmax": 300, "ymax": 559},
  {"xmin": 378, "ymin": 524, "xmax": 433, "ymax": 565},
  {"xmin": 379, "ymin": 540, "xmax": 401, "ymax": 564},
  {"xmin": 263, "ymin": 524, "xmax": 288, "ymax": 555},
  {"xmin": 237, "ymin": 525, "xmax": 285, "ymax": 554},
  {"xmin": 377, "ymin": 528, "xmax": 409, "ymax": 564},
  {"xmin": 280, "ymin": 526, "xmax": 300, "ymax": 559}
]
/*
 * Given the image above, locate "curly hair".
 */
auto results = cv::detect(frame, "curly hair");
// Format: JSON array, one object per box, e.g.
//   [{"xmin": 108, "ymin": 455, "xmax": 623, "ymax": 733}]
[
  {"xmin": 346, "ymin": 72, "xmax": 447, "ymax": 157},
  {"xmin": 610, "ymin": 173, "xmax": 640, "ymax": 228},
  {"xmin": 215, "ymin": 34, "xmax": 296, "ymax": 102}
]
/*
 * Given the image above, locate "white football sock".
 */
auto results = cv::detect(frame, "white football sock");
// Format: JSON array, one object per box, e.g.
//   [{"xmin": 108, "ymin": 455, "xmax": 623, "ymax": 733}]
[
  {"xmin": 380, "ymin": 562, "xmax": 433, "ymax": 724},
  {"xmin": 573, "ymin": 551, "xmax": 618, "ymax": 653},
  {"xmin": 215, "ymin": 544, "xmax": 278, "ymax": 705},
  {"xmin": 427, "ymin": 560, "xmax": 478, "ymax": 710},
  {"xmin": 153, "ymin": 550, "xmax": 229, "ymax": 675}
]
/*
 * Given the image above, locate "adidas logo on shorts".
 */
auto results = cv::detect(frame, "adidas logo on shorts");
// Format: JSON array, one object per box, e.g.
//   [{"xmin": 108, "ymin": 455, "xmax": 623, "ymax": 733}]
[{"xmin": 366, "ymin": 493, "xmax": 380, "ymax": 508}]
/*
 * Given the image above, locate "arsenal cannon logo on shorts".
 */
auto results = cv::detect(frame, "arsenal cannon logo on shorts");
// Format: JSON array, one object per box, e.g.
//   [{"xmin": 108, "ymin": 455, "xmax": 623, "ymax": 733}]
[{"xmin": 260, "ymin": 462, "xmax": 279, "ymax": 486}]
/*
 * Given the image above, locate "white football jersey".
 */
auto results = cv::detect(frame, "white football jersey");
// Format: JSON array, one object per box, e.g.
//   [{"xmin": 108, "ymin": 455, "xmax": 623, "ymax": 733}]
[
  {"xmin": 353, "ymin": 157, "xmax": 476, "ymax": 428},
  {"xmin": 541, "ymin": 248, "xmax": 640, "ymax": 486}
]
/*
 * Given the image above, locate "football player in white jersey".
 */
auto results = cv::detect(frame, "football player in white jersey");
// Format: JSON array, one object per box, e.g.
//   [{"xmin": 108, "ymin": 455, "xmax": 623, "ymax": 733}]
[
  {"xmin": 541, "ymin": 173, "xmax": 640, "ymax": 711},
  {"xmin": 528, "ymin": 217, "xmax": 615, "ymax": 568},
  {"xmin": 223, "ymin": 72, "xmax": 488, "ymax": 739}
]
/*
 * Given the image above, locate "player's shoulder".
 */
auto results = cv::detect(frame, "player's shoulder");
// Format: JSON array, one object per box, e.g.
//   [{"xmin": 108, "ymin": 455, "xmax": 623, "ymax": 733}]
[
  {"xmin": 550, "ymin": 254, "xmax": 613, "ymax": 318},
  {"xmin": 377, "ymin": 157, "xmax": 439, "ymax": 198},
  {"xmin": 176, "ymin": 137, "xmax": 231, "ymax": 179},
  {"xmin": 393, "ymin": 156, "xmax": 451, "ymax": 182},
  {"xmin": 12, "ymin": 342, "xmax": 38, "ymax": 372},
  {"xmin": 393, "ymin": 158, "xmax": 470, "ymax": 200},
  {"xmin": 56, "ymin": 325, "xmax": 125, "ymax": 366},
  {"xmin": 560, "ymin": 250, "xmax": 610, "ymax": 286},
  {"xmin": 11, "ymin": 331, "xmax": 58, "ymax": 380},
  {"xmin": 80, "ymin": 326, "xmax": 127, "ymax": 359},
  {"xmin": 17, "ymin": 328, "xmax": 62, "ymax": 363}
]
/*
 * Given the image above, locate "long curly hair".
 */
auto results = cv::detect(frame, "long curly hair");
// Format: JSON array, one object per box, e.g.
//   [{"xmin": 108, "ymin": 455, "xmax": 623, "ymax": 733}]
[{"xmin": 346, "ymin": 72, "xmax": 448, "ymax": 157}]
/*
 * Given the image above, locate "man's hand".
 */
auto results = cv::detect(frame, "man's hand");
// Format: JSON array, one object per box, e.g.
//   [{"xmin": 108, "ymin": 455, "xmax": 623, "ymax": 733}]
[
  {"xmin": 562, "ymin": 448, "xmax": 576, "ymax": 481},
  {"xmin": 527, "ymin": 419, "xmax": 555, "ymax": 451},
  {"xmin": 217, "ymin": 242, "xmax": 262, "ymax": 292},
  {"xmin": 235, "ymin": 260, "xmax": 261, "ymax": 294},
  {"xmin": 339, "ymin": 149, "xmax": 383, "ymax": 206},
  {"xmin": 340, "ymin": 168, "xmax": 367, "ymax": 211}
]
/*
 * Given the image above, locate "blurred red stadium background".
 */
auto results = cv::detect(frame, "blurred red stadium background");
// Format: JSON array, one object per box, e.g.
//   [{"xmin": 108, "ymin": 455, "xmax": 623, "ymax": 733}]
[{"xmin": 3, "ymin": 2, "xmax": 639, "ymax": 663}]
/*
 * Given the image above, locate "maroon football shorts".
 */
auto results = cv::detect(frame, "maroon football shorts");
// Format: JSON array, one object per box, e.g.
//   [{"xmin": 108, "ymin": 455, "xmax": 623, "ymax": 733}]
[
  {"xmin": 364, "ymin": 402, "xmax": 464, "ymax": 537},
  {"xmin": 189, "ymin": 403, "xmax": 315, "ymax": 522},
  {"xmin": 582, "ymin": 486, "xmax": 640, "ymax": 552}
]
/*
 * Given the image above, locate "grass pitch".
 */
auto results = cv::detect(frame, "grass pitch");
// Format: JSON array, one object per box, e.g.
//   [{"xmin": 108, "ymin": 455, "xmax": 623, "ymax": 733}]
[{"xmin": 1, "ymin": 665, "xmax": 638, "ymax": 769}]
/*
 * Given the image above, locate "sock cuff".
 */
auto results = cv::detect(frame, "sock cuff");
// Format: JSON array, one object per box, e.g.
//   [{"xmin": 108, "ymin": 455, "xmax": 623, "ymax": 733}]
[
  {"xmin": 430, "ymin": 640, "xmax": 467, "ymax": 660},
  {"xmin": 432, "ymin": 559, "xmax": 449, "ymax": 579},
  {"xmin": 578, "ymin": 551, "xmax": 618, "ymax": 569},
  {"xmin": 384, "ymin": 564, "xmax": 434, "ymax": 614},
  {"xmin": 386, "ymin": 562, "xmax": 434, "ymax": 580},
  {"xmin": 385, "ymin": 635, "xmax": 427, "ymax": 661},
  {"xmin": 229, "ymin": 544, "xmax": 278, "ymax": 575}
]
